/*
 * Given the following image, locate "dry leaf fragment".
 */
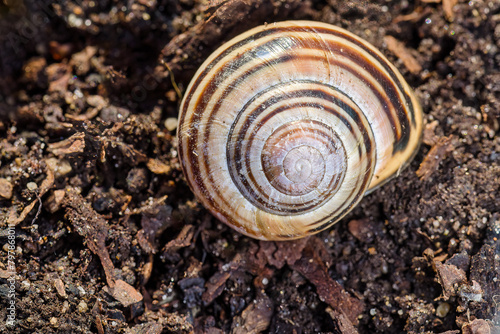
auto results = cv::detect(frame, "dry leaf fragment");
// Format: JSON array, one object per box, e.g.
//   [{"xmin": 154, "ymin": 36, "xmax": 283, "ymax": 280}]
[{"xmin": 384, "ymin": 35, "xmax": 422, "ymax": 75}]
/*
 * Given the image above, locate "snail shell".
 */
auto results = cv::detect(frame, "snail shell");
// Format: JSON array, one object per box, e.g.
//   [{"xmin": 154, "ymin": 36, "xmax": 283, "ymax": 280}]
[{"xmin": 178, "ymin": 21, "xmax": 423, "ymax": 240}]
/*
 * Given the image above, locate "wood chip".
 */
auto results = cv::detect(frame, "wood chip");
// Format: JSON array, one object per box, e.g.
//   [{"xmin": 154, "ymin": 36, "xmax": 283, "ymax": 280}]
[
  {"xmin": 141, "ymin": 253, "xmax": 154, "ymax": 286},
  {"xmin": 434, "ymin": 261, "xmax": 467, "ymax": 299},
  {"xmin": 65, "ymin": 107, "xmax": 100, "ymax": 121},
  {"xmin": 69, "ymin": 46, "xmax": 97, "ymax": 76},
  {"xmin": 202, "ymin": 253, "xmax": 243, "ymax": 305},
  {"xmin": 104, "ymin": 279, "xmax": 143, "ymax": 307},
  {"xmin": 384, "ymin": 35, "xmax": 422, "ymax": 75},
  {"xmin": 393, "ymin": 8, "xmax": 433, "ymax": 24},
  {"xmin": 21, "ymin": 57, "xmax": 47, "ymax": 85},
  {"xmin": 416, "ymin": 135, "xmax": 455, "ymax": 180},
  {"xmin": 46, "ymin": 63, "xmax": 72, "ymax": 93},
  {"xmin": 54, "ymin": 278, "xmax": 67, "ymax": 298},
  {"xmin": 39, "ymin": 166, "xmax": 55, "ymax": 195}
]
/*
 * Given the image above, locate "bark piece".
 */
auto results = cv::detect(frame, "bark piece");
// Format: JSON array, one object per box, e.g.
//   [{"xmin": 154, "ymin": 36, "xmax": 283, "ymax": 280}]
[
  {"xmin": 104, "ymin": 279, "xmax": 143, "ymax": 307},
  {"xmin": 202, "ymin": 271, "xmax": 231, "ymax": 305},
  {"xmin": 54, "ymin": 278, "xmax": 67, "ymax": 298},
  {"xmin": 230, "ymin": 295, "xmax": 273, "ymax": 334},
  {"xmin": 290, "ymin": 240, "xmax": 364, "ymax": 326},
  {"xmin": 129, "ymin": 322, "xmax": 163, "ymax": 334},
  {"xmin": 161, "ymin": 224, "xmax": 194, "ymax": 261},
  {"xmin": 325, "ymin": 307, "xmax": 359, "ymax": 334},
  {"xmin": 434, "ymin": 261, "xmax": 467, "ymax": 299},
  {"xmin": 445, "ymin": 252, "xmax": 470, "ymax": 273},
  {"xmin": 462, "ymin": 319, "xmax": 495, "ymax": 334},
  {"xmin": 469, "ymin": 244, "xmax": 499, "ymax": 315},
  {"xmin": 137, "ymin": 204, "xmax": 172, "ymax": 254},
  {"xmin": 257, "ymin": 238, "xmax": 309, "ymax": 269},
  {"xmin": 417, "ymin": 135, "xmax": 455, "ymax": 180},
  {"xmin": 178, "ymin": 277, "xmax": 205, "ymax": 308},
  {"xmin": 159, "ymin": 0, "xmax": 309, "ymax": 82},
  {"xmin": 62, "ymin": 187, "xmax": 116, "ymax": 287}
]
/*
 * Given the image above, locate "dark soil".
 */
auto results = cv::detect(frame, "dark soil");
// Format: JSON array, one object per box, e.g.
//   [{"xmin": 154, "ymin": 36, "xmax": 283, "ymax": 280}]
[{"xmin": 1, "ymin": 0, "xmax": 499, "ymax": 333}]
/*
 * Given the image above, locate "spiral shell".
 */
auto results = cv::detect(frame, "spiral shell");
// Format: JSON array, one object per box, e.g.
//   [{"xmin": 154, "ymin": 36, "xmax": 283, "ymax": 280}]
[{"xmin": 178, "ymin": 21, "xmax": 423, "ymax": 240}]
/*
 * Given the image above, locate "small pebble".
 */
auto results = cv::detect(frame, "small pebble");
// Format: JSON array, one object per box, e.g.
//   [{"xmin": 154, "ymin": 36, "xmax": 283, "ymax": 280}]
[
  {"xmin": 77, "ymin": 285, "xmax": 86, "ymax": 296},
  {"xmin": 27, "ymin": 182, "xmax": 38, "ymax": 191},
  {"xmin": 61, "ymin": 300, "xmax": 70, "ymax": 314},
  {"xmin": 77, "ymin": 301, "xmax": 88, "ymax": 313},
  {"xmin": 54, "ymin": 278, "xmax": 67, "ymax": 298},
  {"xmin": 165, "ymin": 117, "xmax": 178, "ymax": 131},
  {"xmin": 436, "ymin": 302, "xmax": 450, "ymax": 318},
  {"xmin": 0, "ymin": 178, "xmax": 13, "ymax": 199}
]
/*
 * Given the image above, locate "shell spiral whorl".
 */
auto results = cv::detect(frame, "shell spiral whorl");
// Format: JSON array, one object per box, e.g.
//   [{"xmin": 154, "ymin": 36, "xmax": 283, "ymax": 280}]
[{"xmin": 178, "ymin": 21, "xmax": 423, "ymax": 240}]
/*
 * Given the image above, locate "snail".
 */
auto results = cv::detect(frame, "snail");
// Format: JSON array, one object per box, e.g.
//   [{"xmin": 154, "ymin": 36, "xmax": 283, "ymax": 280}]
[{"xmin": 177, "ymin": 21, "xmax": 423, "ymax": 240}]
